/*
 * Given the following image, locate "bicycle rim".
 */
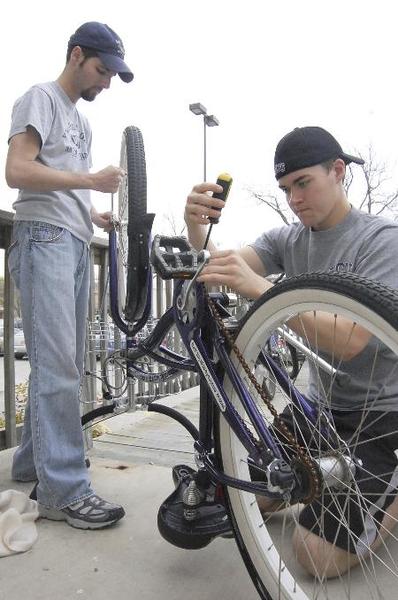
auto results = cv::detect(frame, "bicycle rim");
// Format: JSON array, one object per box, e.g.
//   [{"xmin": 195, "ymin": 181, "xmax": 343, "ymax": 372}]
[{"xmin": 219, "ymin": 272, "xmax": 398, "ymax": 599}]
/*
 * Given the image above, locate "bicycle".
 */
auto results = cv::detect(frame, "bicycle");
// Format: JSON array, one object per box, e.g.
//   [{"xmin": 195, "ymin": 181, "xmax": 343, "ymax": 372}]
[{"xmin": 82, "ymin": 125, "xmax": 398, "ymax": 600}]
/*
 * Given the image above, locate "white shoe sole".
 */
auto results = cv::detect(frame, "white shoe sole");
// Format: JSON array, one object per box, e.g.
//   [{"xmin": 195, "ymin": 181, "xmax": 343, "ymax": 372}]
[{"xmin": 38, "ymin": 505, "xmax": 123, "ymax": 530}]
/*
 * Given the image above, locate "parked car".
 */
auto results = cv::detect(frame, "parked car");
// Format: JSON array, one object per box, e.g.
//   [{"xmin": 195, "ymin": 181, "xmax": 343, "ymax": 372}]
[
  {"xmin": 14, "ymin": 328, "xmax": 28, "ymax": 359},
  {"xmin": 0, "ymin": 319, "xmax": 27, "ymax": 358},
  {"xmin": 0, "ymin": 321, "xmax": 27, "ymax": 359}
]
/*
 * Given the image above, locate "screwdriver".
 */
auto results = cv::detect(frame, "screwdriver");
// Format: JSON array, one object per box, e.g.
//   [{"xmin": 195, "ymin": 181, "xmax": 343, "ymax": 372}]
[{"xmin": 203, "ymin": 172, "xmax": 233, "ymax": 250}]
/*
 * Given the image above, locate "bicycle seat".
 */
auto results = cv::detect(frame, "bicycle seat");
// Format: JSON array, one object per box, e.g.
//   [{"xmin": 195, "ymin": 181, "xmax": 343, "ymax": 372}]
[{"xmin": 151, "ymin": 235, "xmax": 200, "ymax": 280}]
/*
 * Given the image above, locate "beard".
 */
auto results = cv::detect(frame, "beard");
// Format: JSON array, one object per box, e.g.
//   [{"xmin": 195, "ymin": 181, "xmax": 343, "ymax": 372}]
[{"xmin": 81, "ymin": 87, "xmax": 101, "ymax": 102}]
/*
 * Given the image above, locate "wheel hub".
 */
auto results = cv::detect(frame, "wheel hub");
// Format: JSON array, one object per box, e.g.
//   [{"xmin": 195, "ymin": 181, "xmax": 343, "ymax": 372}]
[{"xmin": 317, "ymin": 453, "xmax": 356, "ymax": 489}]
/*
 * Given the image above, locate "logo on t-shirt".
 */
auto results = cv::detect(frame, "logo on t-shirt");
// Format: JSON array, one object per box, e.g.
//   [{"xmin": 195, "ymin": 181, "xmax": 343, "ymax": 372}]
[
  {"xmin": 329, "ymin": 261, "xmax": 354, "ymax": 273},
  {"xmin": 63, "ymin": 121, "xmax": 88, "ymax": 161}
]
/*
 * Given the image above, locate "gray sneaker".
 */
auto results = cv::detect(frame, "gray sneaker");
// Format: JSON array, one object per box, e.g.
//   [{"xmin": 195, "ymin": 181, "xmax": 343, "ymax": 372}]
[{"xmin": 38, "ymin": 494, "xmax": 125, "ymax": 529}]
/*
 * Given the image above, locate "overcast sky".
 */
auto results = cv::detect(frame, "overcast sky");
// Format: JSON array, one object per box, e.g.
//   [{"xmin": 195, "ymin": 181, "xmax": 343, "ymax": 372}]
[{"xmin": 1, "ymin": 0, "xmax": 397, "ymax": 248}]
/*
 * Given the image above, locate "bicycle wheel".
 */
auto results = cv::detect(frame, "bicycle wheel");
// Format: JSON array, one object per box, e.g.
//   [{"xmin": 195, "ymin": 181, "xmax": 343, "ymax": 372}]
[
  {"xmin": 117, "ymin": 126, "xmax": 152, "ymax": 322},
  {"xmin": 218, "ymin": 272, "xmax": 398, "ymax": 600}
]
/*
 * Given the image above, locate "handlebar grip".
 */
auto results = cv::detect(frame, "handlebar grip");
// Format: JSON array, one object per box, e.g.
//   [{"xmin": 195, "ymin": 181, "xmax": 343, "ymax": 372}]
[{"xmin": 209, "ymin": 172, "xmax": 233, "ymax": 224}]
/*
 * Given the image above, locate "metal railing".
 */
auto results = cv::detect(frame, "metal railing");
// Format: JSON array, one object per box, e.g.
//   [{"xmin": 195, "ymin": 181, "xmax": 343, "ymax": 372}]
[{"xmin": 82, "ymin": 273, "xmax": 201, "ymax": 422}]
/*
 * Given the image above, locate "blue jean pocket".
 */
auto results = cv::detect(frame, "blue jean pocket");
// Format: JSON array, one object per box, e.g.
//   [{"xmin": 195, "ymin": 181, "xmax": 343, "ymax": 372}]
[{"xmin": 30, "ymin": 223, "xmax": 65, "ymax": 243}]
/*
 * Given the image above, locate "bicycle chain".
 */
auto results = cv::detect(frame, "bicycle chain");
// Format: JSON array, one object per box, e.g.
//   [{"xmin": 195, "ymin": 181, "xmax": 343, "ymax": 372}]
[{"xmin": 206, "ymin": 293, "xmax": 321, "ymax": 503}]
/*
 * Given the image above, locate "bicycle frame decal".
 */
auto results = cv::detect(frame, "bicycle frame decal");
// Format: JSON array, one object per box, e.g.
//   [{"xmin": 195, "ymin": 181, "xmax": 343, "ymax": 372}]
[
  {"xmin": 128, "ymin": 364, "xmax": 179, "ymax": 383},
  {"xmin": 189, "ymin": 340, "xmax": 226, "ymax": 412}
]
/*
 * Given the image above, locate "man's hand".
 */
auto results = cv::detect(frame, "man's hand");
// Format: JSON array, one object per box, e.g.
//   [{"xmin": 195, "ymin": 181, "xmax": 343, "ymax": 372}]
[
  {"xmin": 91, "ymin": 209, "xmax": 114, "ymax": 232},
  {"xmin": 198, "ymin": 249, "xmax": 272, "ymax": 300},
  {"xmin": 184, "ymin": 182, "xmax": 226, "ymax": 226},
  {"xmin": 92, "ymin": 166, "xmax": 126, "ymax": 194}
]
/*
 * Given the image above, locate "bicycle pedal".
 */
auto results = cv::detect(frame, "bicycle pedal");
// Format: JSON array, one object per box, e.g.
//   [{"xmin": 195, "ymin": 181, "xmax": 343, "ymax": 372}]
[{"xmin": 158, "ymin": 464, "xmax": 233, "ymax": 549}]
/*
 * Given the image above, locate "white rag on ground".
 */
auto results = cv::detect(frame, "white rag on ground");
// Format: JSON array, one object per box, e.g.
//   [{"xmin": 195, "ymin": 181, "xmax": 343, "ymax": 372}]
[{"xmin": 0, "ymin": 490, "xmax": 38, "ymax": 557}]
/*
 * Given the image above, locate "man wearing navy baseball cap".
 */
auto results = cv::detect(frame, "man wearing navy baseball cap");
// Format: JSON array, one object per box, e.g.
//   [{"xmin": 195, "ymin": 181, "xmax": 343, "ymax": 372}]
[
  {"xmin": 183, "ymin": 125, "xmax": 398, "ymax": 577},
  {"xmin": 5, "ymin": 22, "xmax": 133, "ymax": 530},
  {"xmin": 68, "ymin": 21, "xmax": 134, "ymax": 83}
]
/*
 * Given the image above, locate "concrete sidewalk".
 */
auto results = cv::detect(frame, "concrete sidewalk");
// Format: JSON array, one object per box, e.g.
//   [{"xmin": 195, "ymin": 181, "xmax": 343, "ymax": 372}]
[{"xmin": 0, "ymin": 388, "xmax": 259, "ymax": 600}]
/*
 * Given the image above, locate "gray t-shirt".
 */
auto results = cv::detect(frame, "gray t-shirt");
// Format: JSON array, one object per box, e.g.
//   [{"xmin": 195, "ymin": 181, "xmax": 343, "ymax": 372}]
[
  {"xmin": 9, "ymin": 81, "xmax": 94, "ymax": 244},
  {"xmin": 250, "ymin": 208, "xmax": 398, "ymax": 411}
]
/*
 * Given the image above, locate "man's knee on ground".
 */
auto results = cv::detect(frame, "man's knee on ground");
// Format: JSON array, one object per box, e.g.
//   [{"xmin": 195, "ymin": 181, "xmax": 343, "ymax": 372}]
[
  {"xmin": 292, "ymin": 524, "xmax": 359, "ymax": 578},
  {"xmin": 256, "ymin": 496, "xmax": 286, "ymax": 513}
]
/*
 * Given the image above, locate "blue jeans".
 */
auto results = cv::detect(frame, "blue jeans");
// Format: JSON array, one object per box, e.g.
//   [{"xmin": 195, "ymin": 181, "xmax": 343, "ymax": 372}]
[{"xmin": 7, "ymin": 221, "xmax": 92, "ymax": 509}]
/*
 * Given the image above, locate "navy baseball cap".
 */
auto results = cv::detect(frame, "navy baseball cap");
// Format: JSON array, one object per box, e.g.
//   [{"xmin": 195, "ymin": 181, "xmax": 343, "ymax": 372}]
[
  {"xmin": 274, "ymin": 126, "xmax": 364, "ymax": 180},
  {"xmin": 68, "ymin": 22, "xmax": 134, "ymax": 83}
]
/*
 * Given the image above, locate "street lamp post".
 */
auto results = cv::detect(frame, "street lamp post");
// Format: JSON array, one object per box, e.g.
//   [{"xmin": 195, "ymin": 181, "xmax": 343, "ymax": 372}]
[{"xmin": 189, "ymin": 103, "xmax": 220, "ymax": 180}]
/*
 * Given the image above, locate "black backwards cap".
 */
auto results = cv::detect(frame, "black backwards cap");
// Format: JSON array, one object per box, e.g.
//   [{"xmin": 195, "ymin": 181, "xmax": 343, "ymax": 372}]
[
  {"xmin": 274, "ymin": 126, "xmax": 364, "ymax": 180},
  {"xmin": 68, "ymin": 22, "xmax": 134, "ymax": 83}
]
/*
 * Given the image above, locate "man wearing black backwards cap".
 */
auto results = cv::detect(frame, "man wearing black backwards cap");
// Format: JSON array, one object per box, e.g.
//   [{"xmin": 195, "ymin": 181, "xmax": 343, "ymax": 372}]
[
  {"xmin": 5, "ymin": 22, "xmax": 133, "ymax": 529},
  {"xmin": 184, "ymin": 126, "xmax": 398, "ymax": 576}
]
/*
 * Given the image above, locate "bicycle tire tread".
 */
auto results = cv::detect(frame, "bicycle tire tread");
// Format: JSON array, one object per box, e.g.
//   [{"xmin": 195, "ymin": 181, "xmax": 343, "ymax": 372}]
[{"xmin": 242, "ymin": 272, "xmax": 398, "ymax": 333}]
